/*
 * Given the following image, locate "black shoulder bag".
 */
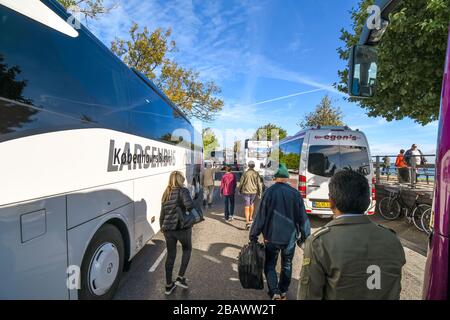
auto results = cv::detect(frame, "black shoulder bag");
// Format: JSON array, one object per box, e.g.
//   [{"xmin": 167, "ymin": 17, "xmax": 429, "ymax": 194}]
[{"xmin": 176, "ymin": 189, "xmax": 204, "ymax": 229}]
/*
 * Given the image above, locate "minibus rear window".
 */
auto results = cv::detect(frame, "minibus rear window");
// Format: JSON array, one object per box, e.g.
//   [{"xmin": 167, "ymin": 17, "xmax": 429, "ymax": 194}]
[
  {"xmin": 308, "ymin": 145, "xmax": 370, "ymax": 177},
  {"xmin": 340, "ymin": 146, "xmax": 371, "ymax": 175}
]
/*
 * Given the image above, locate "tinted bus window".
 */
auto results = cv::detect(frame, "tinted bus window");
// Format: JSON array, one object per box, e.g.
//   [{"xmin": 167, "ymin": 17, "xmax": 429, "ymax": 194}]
[
  {"xmin": 280, "ymin": 139, "xmax": 303, "ymax": 173},
  {"xmin": 0, "ymin": 3, "xmax": 130, "ymax": 135},
  {"xmin": 308, "ymin": 145, "xmax": 370, "ymax": 177},
  {"xmin": 128, "ymin": 74, "xmax": 193, "ymax": 149}
]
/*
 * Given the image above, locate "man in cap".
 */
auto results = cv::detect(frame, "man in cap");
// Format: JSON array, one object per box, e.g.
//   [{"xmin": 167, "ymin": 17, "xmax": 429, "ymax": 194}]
[
  {"xmin": 238, "ymin": 160, "xmax": 263, "ymax": 229},
  {"xmin": 250, "ymin": 164, "xmax": 311, "ymax": 300}
]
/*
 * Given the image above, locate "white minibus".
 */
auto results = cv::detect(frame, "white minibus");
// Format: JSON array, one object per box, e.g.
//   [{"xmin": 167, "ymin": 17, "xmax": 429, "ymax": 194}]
[{"xmin": 264, "ymin": 126, "xmax": 375, "ymax": 218}]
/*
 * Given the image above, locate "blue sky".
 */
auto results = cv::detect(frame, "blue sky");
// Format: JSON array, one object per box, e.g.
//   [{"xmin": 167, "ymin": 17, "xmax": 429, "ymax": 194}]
[{"xmin": 88, "ymin": 0, "xmax": 438, "ymax": 156}]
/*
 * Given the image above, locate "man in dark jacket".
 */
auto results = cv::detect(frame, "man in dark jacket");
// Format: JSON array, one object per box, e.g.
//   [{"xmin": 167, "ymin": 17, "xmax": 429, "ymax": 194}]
[{"xmin": 249, "ymin": 164, "xmax": 311, "ymax": 300}]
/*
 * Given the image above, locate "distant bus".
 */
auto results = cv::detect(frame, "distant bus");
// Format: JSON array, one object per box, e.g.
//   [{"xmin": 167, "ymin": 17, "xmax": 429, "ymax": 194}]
[
  {"xmin": 264, "ymin": 126, "xmax": 375, "ymax": 218},
  {"xmin": 0, "ymin": 0, "xmax": 202, "ymax": 299},
  {"xmin": 244, "ymin": 140, "xmax": 273, "ymax": 174}
]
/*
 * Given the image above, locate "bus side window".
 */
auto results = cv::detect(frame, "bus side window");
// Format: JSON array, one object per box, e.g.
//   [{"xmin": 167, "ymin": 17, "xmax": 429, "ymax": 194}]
[
  {"xmin": 279, "ymin": 139, "xmax": 303, "ymax": 174},
  {"xmin": 128, "ymin": 74, "xmax": 193, "ymax": 147},
  {"xmin": 0, "ymin": 6, "xmax": 130, "ymax": 132}
]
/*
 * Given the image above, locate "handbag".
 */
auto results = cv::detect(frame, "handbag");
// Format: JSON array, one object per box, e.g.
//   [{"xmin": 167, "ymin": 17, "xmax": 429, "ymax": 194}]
[{"xmin": 176, "ymin": 189, "xmax": 204, "ymax": 229}]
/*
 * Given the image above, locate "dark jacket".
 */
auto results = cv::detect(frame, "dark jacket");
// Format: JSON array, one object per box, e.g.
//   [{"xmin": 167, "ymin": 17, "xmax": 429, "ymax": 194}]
[
  {"xmin": 249, "ymin": 182, "xmax": 311, "ymax": 245},
  {"xmin": 160, "ymin": 187, "xmax": 195, "ymax": 232},
  {"xmin": 404, "ymin": 148, "xmax": 426, "ymax": 166}
]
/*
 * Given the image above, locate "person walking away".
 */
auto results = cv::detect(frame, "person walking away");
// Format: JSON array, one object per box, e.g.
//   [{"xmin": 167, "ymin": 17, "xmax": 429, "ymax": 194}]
[
  {"xmin": 202, "ymin": 162, "xmax": 217, "ymax": 208},
  {"xmin": 395, "ymin": 149, "xmax": 409, "ymax": 183},
  {"xmin": 297, "ymin": 170, "xmax": 406, "ymax": 300},
  {"xmin": 160, "ymin": 171, "xmax": 195, "ymax": 295},
  {"xmin": 220, "ymin": 166, "xmax": 237, "ymax": 221},
  {"xmin": 250, "ymin": 164, "xmax": 311, "ymax": 300},
  {"xmin": 381, "ymin": 156, "xmax": 391, "ymax": 176},
  {"xmin": 239, "ymin": 161, "xmax": 263, "ymax": 230}
]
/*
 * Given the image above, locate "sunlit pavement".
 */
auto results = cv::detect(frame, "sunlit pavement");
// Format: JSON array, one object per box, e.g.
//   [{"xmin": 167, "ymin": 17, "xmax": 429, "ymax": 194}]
[{"xmin": 114, "ymin": 188, "xmax": 425, "ymax": 300}]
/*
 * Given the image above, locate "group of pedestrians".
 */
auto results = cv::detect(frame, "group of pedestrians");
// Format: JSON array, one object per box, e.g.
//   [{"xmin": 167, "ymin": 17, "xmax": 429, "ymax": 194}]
[
  {"xmin": 215, "ymin": 161, "xmax": 263, "ymax": 229},
  {"xmin": 158, "ymin": 162, "xmax": 406, "ymax": 300},
  {"xmin": 395, "ymin": 144, "xmax": 427, "ymax": 183}
]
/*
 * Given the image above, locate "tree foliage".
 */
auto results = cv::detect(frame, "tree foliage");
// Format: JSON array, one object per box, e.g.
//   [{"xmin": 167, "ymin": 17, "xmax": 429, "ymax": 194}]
[
  {"xmin": 111, "ymin": 23, "xmax": 224, "ymax": 121},
  {"xmin": 252, "ymin": 123, "xmax": 288, "ymax": 141},
  {"xmin": 58, "ymin": 0, "xmax": 116, "ymax": 21},
  {"xmin": 337, "ymin": 0, "xmax": 450, "ymax": 125},
  {"xmin": 202, "ymin": 128, "xmax": 220, "ymax": 159},
  {"xmin": 298, "ymin": 95, "xmax": 344, "ymax": 129}
]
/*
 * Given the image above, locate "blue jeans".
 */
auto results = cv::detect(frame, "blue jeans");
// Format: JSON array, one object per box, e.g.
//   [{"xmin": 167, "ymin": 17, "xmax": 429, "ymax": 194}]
[
  {"xmin": 224, "ymin": 194, "xmax": 235, "ymax": 219},
  {"xmin": 264, "ymin": 238, "xmax": 296, "ymax": 297}
]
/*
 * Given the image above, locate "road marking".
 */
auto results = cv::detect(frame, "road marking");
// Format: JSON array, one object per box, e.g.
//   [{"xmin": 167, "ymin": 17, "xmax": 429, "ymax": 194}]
[
  {"xmin": 148, "ymin": 248, "xmax": 167, "ymax": 272},
  {"xmin": 203, "ymin": 255, "xmax": 222, "ymax": 264}
]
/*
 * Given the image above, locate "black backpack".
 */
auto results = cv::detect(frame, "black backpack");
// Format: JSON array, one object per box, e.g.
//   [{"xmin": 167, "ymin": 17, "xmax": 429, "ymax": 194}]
[{"xmin": 238, "ymin": 242, "xmax": 265, "ymax": 290}]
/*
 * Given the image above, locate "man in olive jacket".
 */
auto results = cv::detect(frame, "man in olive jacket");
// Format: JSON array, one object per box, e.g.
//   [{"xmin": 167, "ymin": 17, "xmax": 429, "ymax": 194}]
[
  {"xmin": 239, "ymin": 161, "xmax": 263, "ymax": 229},
  {"xmin": 297, "ymin": 170, "xmax": 406, "ymax": 300}
]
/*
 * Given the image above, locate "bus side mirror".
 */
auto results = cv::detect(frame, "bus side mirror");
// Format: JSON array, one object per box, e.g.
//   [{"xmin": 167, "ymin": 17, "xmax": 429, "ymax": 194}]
[{"xmin": 348, "ymin": 45, "xmax": 378, "ymax": 98}]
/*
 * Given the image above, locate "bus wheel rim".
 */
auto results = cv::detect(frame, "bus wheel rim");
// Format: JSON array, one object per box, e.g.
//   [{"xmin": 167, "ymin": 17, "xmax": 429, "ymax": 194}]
[{"xmin": 88, "ymin": 242, "xmax": 120, "ymax": 296}]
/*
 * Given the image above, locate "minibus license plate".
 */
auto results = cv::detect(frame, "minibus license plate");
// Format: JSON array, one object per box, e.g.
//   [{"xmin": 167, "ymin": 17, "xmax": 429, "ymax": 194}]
[{"xmin": 313, "ymin": 201, "xmax": 330, "ymax": 209}]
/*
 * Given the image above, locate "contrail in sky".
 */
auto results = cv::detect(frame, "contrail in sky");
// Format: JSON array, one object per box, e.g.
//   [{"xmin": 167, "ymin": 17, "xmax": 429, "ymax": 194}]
[{"xmin": 244, "ymin": 88, "xmax": 325, "ymax": 107}]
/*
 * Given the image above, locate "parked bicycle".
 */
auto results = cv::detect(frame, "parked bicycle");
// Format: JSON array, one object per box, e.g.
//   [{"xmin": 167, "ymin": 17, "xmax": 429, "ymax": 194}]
[
  {"xmin": 378, "ymin": 187, "xmax": 431, "ymax": 232},
  {"xmin": 420, "ymin": 208, "xmax": 433, "ymax": 234}
]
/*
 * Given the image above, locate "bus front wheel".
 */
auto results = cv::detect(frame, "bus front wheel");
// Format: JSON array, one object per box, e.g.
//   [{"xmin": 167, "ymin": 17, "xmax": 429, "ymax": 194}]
[{"xmin": 79, "ymin": 224, "xmax": 125, "ymax": 300}]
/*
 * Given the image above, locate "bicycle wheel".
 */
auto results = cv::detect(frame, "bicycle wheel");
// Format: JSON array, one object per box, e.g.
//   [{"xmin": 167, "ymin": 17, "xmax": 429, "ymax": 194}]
[
  {"xmin": 412, "ymin": 204, "xmax": 431, "ymax": 232},
  {"xmin": 421, "ymin": 208, "xmax": 433, "ymax": 234},
  {"xmin": 378, "ymin": 197, "xmax": 402, "ymax": 220}
]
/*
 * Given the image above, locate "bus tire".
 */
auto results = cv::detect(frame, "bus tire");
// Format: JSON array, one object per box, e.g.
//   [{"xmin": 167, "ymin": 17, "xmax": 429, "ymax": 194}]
[{"xmin": 79, "ymin": 224, "xmax": 125, "ymax": 300}]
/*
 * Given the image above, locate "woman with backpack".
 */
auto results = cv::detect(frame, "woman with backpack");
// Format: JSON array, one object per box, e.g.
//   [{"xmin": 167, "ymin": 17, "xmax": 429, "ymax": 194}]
[{"xmin": 160, "ymin": 171, "xmax": 195, "ymax": 295}]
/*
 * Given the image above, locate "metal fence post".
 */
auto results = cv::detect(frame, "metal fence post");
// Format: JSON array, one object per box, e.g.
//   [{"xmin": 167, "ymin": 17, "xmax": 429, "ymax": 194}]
[
  {"xmin": 376, "ymin": 156, "xmax": 380, "ymax": 184},
  {"xmin": 411, "ymin": 158, "xmax": 416, "ymax": 189}
]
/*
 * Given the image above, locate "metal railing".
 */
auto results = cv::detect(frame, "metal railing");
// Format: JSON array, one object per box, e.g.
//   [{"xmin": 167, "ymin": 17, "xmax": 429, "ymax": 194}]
[{"xmin": 372, "ymin": 154, "xmax": 436, "ymax": 189}]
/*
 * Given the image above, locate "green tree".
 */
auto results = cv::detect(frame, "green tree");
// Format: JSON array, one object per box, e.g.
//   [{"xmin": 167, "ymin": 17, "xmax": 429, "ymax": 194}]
[
  {"xmin": 111, "ymin": 23, "xmax": 224, "ymax": 121},
  {"xmin": 253, "ymin": 123, "xmax": 288, "ymax": 141},
  {"xmin": 298, "ymin": 95, "xmax": 344, "ymax": 129},
  {"xmin": 58, "ymin": 0, "xmax": 116, "ymax": 21},
  {"xmin": 202, "ymin": 128, "xmax": 220, "ymax": 159},
  {"xmin": 337, "ymin": 0, "xmax": 450, "ymax": 125}
]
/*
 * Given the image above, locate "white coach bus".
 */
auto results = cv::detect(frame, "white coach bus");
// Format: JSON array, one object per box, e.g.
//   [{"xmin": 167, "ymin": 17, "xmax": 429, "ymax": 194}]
[
  {"xmin": 0, "ymin": 0, "xmax": 203, "ymax": 299},
  {"xmin": 264, "ymin": 126, "xmax": 375, "ymax": 218},
  {"xmin": 244, "ymin": 140, "xmax": 273, "ymax": 174}
]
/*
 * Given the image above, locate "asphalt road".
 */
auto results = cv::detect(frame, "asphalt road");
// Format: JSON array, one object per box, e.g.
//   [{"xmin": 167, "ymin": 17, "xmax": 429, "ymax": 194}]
[{"xmin": 114, "ymin": 187, "xmax": 426, "ymax": 300}]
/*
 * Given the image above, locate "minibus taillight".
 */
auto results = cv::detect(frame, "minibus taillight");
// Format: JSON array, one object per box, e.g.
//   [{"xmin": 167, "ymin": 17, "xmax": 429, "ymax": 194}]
[
  {"xmin": 371, "ymin": 177, "xmax": 376, "ymax": 201},
  {"xmin": 298, "ymin": 175, "xmax": 307, "ymax": 198}
]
